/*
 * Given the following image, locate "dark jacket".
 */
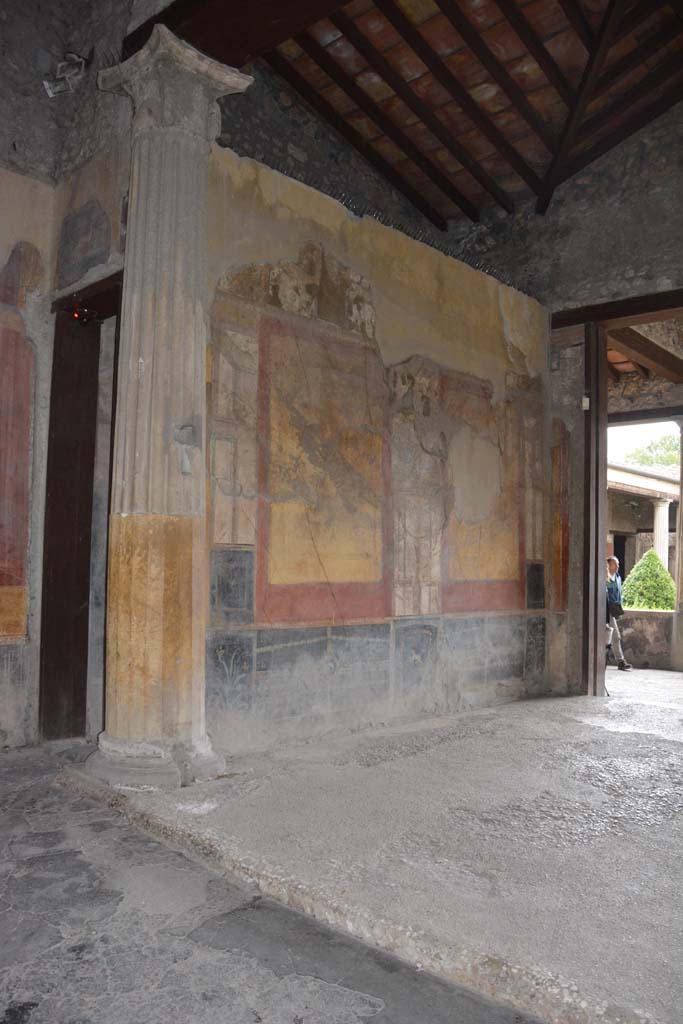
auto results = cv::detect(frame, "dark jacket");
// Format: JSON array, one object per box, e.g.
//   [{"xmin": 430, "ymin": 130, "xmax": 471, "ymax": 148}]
[{"xmin": 606, "ymin": 572, "xmax": 622, "ymax": 622}]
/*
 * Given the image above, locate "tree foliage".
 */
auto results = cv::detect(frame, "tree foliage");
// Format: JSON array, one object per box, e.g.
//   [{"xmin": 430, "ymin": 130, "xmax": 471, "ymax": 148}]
[
  {"xmin": 622, "ymin": 549, "xmax": 676, "ymax": 611},
  {"xmin": 625, "ymin": 433, "xmax": 680, "ymax": 468}
]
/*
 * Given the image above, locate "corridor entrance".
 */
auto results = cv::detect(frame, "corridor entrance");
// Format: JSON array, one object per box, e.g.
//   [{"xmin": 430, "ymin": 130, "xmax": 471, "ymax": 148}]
[
  {"xmin": 39, "ymin": 276, "xmax": 121, "ymax": 739},
  {"xmin": 552, "ymin": 286, "xmax": 683, "ymax": 694}
]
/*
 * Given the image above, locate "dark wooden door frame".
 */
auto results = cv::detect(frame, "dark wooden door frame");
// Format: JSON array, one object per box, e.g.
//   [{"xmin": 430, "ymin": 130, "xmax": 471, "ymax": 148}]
[
  {"xmin": 552, "ymin": 285, "xmax": 683, "ymax": 696},
  {"xmin": 40, "ymin": 274, "xmax": 122, "ymax": 739},
  {"xmin": 582, "ymin": 323, "xmax": 608, "ymax": 696}
]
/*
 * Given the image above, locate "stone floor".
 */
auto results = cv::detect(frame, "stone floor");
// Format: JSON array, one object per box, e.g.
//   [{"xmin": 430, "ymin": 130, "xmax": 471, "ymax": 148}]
[
  {"xmin": 64, "ymin": 670, "xmax": 683, "ymax": 1024},
  {"xmin": 1, "ymin": 742, "xmax": 544, "ymax": 1024},
  {"xmin": 605, "ymin": 664, "xmax": 683, "ymax": 703}
]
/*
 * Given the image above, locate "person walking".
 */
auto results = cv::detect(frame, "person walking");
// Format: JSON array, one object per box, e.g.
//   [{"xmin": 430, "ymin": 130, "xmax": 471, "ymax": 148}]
[{"xmin": 606, "ymin": 555, "xmax": 632, "ymax": 672}]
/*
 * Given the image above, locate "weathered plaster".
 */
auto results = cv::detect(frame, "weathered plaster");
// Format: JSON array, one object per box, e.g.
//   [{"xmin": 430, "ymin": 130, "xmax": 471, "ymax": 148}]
[
  {"xmin": 205, "ymin": 150, "xmax": 559, "ymax": 751},
  {"xmin": 208, "ymin": 147, "xmax": 548, "ymax": 398}
]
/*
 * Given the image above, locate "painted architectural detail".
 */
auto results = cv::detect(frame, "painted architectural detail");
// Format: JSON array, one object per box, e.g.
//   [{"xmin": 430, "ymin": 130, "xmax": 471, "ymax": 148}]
[
  {"xmin": 206, "ymin": 233, "xmax": 553, "ymax": 750},
  {"xmin": 0, "ymin": 242, "xmax": 40, "ymax": 640}
]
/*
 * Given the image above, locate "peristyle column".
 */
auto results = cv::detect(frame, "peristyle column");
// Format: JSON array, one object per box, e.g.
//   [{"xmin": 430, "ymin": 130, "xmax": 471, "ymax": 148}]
[
  {"xmin": 672, "ymin": 421, "xmax": 683, "ymax": 670},
  {"xmin": 86, "ymin": 26, "xmax": 252, "ymax": 788},
  {"xmin": 652, "ymin": 497, "xmax": 671, "ymax": 569}
]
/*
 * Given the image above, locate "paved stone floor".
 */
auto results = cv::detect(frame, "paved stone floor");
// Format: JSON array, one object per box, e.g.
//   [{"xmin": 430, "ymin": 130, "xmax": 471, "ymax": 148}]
[
  {"xmin": 1, "ymin": 743, "xmax": 542, "ymax": 1024},
  {"xmin": 605, "ymin": 665, "xmax": 683, "ymax": 704},
  {"xmin": 67, "ymin": 672, "xmax": 683, "ymax": 1024}
]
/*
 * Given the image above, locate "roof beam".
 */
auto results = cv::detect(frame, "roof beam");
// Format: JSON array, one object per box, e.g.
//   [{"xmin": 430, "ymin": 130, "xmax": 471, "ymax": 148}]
[
  {"xmin": 578, "ymin": 52, "xmax": 683, "ymax": 142},
  {"xmin": 330, "ymin": 9, "xmax": 515, "ymax": 212},
  {"xmin": 594, "ymin": 20, "xmax": 681, "ymax": 98},
  {"xmin": 536, "ymin": 0, "xmax": 625, "ymax": 213},
  {"xmin": 295, "ymin": 31, "xmax": 480, "ymax": 219},
  {"xmin": 557, "ymin": 0, "xmax": 595, "ymax": 50},
  {"xmin": 607, "ymin": 327, "xmax": 683, "ymax": 382},
  {"xmin": 266, "ymin": 51, "xmax": 447, "ymax": 229},
  {"xmin": 432, "ymin": 0, "xmax": 556, "ymax": 151},
  {"xmin": 123, "ymin": 0, "xmax": 349, "ymax": 65},
  {"xmin": 374, "ymin": 0, "xmax": 544, "ymax": 195},
  {"xmin": 615, "ymin": 0, "xmax": 658, "ymax": 41},
  {"xmin": 492, "ymin": 0, "xmax": 575, "ymax": 107},
  {"xmin": 556, "ymin": 78, "xmax": 683, "ymax": 185}
]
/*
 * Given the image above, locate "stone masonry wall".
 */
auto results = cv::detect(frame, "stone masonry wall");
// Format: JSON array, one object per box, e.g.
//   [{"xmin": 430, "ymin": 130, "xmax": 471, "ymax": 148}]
[
  {"xmin": 620, "ymin": 611, "xmax": 672, "ymax": 670},
  {"xmin": 451, "ymin": 103, "xmax": 683, "ymax": 312}
]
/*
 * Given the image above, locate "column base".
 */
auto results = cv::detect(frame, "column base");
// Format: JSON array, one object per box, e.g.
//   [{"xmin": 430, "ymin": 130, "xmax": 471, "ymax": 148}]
[{"xmin": 84, "ymin": 733, "xmax": 225, "ymax": 791}]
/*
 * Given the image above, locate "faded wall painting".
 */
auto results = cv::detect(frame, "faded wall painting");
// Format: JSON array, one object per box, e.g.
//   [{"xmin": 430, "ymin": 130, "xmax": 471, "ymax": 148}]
[
  {"xmin": 204, "ymin": 159, "xmax": 556, "ymax": 749},
  {"xmin": 256, "ymin": 315, "xmax": 389, "ymax": 623},
  {"xmin": 0, "ymin": 242, "xmax": 39, "ymax": 640},
  {"xmin": 443, "ymin": 377, "xmax": 525, "ymax": 612}
]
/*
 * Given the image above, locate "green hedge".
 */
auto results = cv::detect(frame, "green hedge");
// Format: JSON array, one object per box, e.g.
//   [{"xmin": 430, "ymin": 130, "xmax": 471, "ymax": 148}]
[{"xmin": 622, "ymin": 549, "xmax": 676, "ymax": 611}]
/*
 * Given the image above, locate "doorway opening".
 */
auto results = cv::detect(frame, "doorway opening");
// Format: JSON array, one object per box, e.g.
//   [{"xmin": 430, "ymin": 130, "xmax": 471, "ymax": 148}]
[
  {"xmin": 552, "ymin": 288, "xmax": 683, "ymax": 697},
  {"xmin": 39, "ymin": 274, "xmax": 121, "ymax": 740}
]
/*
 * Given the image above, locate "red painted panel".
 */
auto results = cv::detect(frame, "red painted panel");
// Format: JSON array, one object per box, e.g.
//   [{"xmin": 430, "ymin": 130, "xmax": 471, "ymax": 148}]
[{"xmin": 0, "ymin": 326, "xmax": 34, "ymax": 589}]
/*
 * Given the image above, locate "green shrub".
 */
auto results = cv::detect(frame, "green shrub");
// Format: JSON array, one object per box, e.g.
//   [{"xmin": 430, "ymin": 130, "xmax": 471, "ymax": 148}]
[{"xmin": 622, "ymin": 549, "xmax": 676, "ymax": 611}]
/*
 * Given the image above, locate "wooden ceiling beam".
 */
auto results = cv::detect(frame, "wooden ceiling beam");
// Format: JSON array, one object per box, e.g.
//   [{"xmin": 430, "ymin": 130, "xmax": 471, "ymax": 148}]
[
  {"xmin": 578, "ymin": 52, "xmax": 683, "ymax": 142},
  {"xmin": 615, "ymin": 0, "xmax": 659, "ymax": 41},
  {"xmin": 607, "ymin": 327, "xmax": 683, "ymax": 382},
  {"xmin": 594, "ymin": 20, "xmax": 681, "ymax": 98},
  {"xmin": 432, "ymin": 0, "xmax": 556, "ymax": 151},
  {"xmin": 330, "ymin": 9, "xmax": 515, "ymax": 212},
  {"xmin": 295, "ymin": 31, "xmax": 480, "ymax": 219},
  {"xmin": 536, "ymin": 0, "xmax": 625, "ymax": 214},
  {"xmin": 557, "ymin": 0, "xmax": 595, "ymax": 50},
  {"xmin": 492, "ymin": 0, "xmax": 575, "ymax": 107},
  {"xmin": 374, "ymin": 0, "xmax": 544, "ymax": 195},
  {"xmin": 266, "ymin": 51, "xmax": 447, "ymax": 229},
  {"xmin": 123, "ymin": 0, "xmax": 350, "ymax": 65},
  {"xmin": 556, "ymin": 78, "xmax": 683, "ymax": 185}
]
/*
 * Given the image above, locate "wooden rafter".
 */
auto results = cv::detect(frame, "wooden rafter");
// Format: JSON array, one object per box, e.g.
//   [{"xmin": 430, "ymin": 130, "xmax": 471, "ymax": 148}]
[
  {"xmin": 122, "ymin": 0, "xmax": 683, "ymax": 227},
  {"xmin": 578, "ymin": 52, "xmax": 683, "ymax": 141},
  {"xmin": 373, "ymin": 0, "xmax": 544, "ymax": 195},
  {"xmin": 594, "ymin": 19, "xmax": 682, "ymax": 99},
  {"xmin": 557, "ymin": 0, "xmax": 595, "ymax": 50},
  {"xmin": 296, "ymin": 30, "xmax": 480, "ymax": 219},
  {"xmin": 607, "ymin": 327, "xmax": 683, "ymax": 382},
  {"xmin": 329, "ymin": 9, "xmax": 515, "ymax": 211},
  {"xmin": 266, "ymin": 51, "xmax": 447, "ymax": 229},
  {"xmin": 432, "ymin": 0, "xmax": 556, "ymax": 152},
  {"xmin": 557, "ymin": 78, "xmax": 683, "ymax": 185},
  {"xmin": 492, "ymin": 0, "xmax": 575, "ymax": 106},
  {"xmin": 537, "ymin": 0, "xmax": 625, "ymax": 213},
  {"xmin": 615, "ymin": 0, "xmax": 659, "ymax": 41}
]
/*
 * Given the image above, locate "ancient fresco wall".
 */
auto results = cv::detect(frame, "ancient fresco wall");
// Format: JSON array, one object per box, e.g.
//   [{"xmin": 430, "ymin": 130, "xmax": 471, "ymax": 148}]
[
  {"xmin": 205, "ymin": 148, "xmax": 568, "ymax": 753},
  {"xmin": 0, "ymin": 167, "xmax": 55, "ymax": 747}
]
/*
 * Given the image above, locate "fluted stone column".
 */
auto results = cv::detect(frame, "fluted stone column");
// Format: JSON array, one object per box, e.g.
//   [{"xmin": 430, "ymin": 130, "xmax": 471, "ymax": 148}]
[
  {"xmin": 86, "ymin": 26, "xmax": 252, "ymax": 788},
  {"xmin": 652, "ymin": 497, "xmax": 671, "ymax": 569},
  {"xmin": 672, "ymin": 421, "xmax": 683, "ymax": 670}
]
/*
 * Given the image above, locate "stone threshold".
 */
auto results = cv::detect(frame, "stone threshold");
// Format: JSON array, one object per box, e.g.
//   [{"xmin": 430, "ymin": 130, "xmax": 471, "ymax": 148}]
[{"xmin": 59, "ymin": 760, "xmax": 659, "ymax": 1024}]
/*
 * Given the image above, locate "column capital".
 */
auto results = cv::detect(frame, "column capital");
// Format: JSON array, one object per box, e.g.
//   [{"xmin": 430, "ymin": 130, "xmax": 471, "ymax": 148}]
[
  {"xmin": 652, "ymin": 496, "xmax": 672, "ymax": 507},
  {"xmin": 99, "ymin": 24, "xmax": 252, "ymax": 140}
]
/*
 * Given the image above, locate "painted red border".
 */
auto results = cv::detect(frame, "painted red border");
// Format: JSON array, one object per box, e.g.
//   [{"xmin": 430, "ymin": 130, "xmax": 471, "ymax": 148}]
[
  {"xmin": 440, "ymin": 373, "xmax": 526, "ymax": 614},
  {"xmin": 255, "ymin": 315, "xmax": 391, "ymax": 626}
]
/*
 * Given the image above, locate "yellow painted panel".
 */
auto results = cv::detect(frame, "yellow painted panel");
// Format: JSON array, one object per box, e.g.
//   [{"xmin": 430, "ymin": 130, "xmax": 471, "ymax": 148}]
[
  {"xmin": 0, "ymin": 586, "xmax": 28, "ymax": 638},
  {"xmin": 447, "ymin": 404, "xmax": 521, "ymax": 583},
  {"xmin": 266, "ymin": 327, "xmax": 385, "ymax": 586}
]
